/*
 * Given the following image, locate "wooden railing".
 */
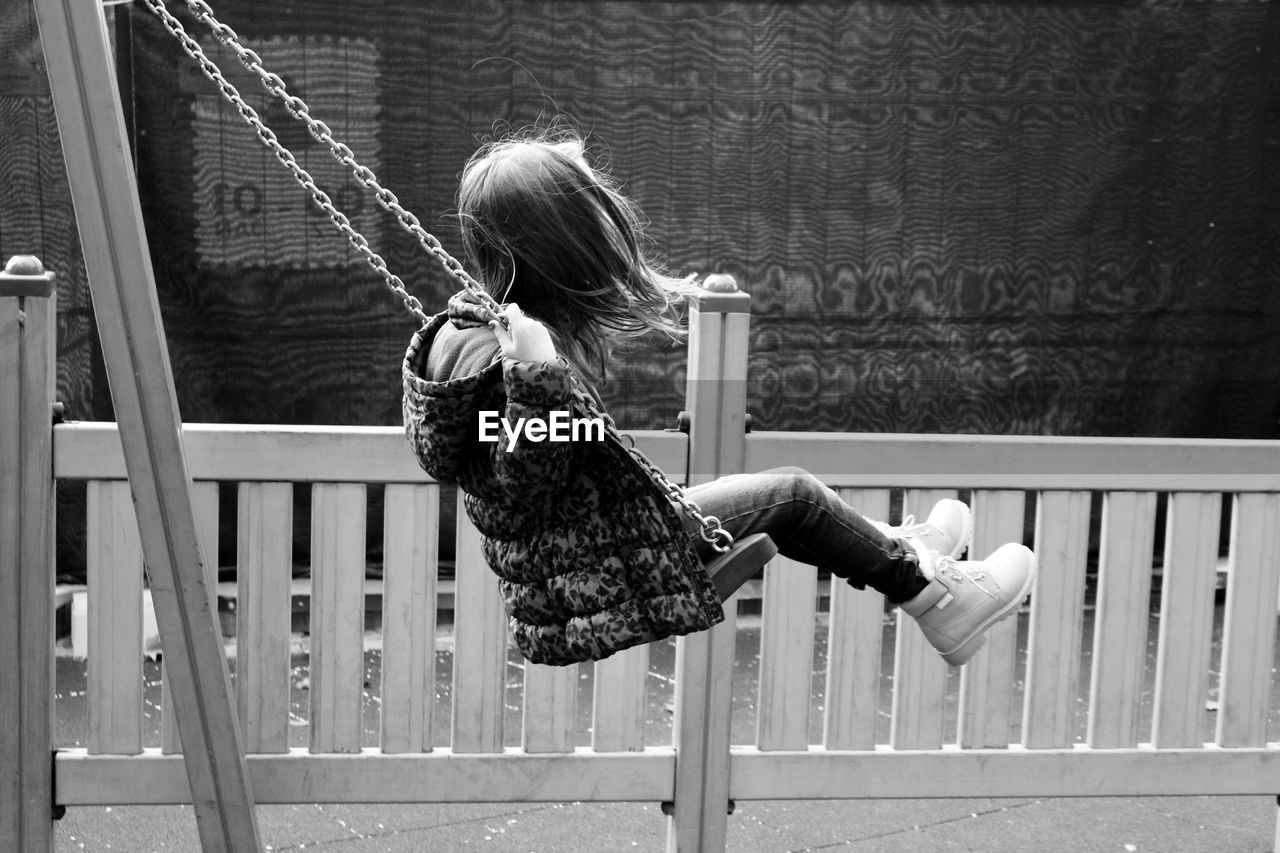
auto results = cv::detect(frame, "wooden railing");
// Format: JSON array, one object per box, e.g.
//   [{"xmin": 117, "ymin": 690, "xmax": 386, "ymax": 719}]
[
  {"xmin": 6, "ymin": 262, "xmax": 1280, "ymax": 852},
  {"xmin": 735, "ymin": 432, "xmax": 1280, "ymax": 794},
  {"xmin": 52, "ymin": 421, "xmax": 686, "ymax": 776}
]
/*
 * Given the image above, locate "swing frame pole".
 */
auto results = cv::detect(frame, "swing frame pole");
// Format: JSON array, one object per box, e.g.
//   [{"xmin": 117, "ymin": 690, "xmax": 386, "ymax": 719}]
[{"xmin": 32, "ymin": 0, "xmax": 261, "ymax": 849}]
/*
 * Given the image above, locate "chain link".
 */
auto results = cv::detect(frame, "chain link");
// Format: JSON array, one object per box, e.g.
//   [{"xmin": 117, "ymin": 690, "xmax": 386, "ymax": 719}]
[
  {"xmin": 567, "ymin": 382, "xmax": 732, "ymax": 552},
  {"xmin": 139, "ymin": 0, "xmax": 434, "ymax": 324},
  {"xmin": 142, "ymin": 0, "xmax": 731, "ymax": 552},
  {"xmin": 178, "ymin": 0, "xmax": 511, "ymax": 322}
]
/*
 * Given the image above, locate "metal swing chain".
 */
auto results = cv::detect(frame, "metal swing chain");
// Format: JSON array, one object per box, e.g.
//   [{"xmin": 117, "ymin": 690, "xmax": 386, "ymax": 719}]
[
  {"xmin": 141, "ymin": 0, "xmax": 732, "ymax": 552},
  {"xmin": 565, "ymin": 382, "xmax": 733, "ymax": 553},
  {"xmin": 140, "ymin": 0, "xmax": 505, "ymax": 326}
]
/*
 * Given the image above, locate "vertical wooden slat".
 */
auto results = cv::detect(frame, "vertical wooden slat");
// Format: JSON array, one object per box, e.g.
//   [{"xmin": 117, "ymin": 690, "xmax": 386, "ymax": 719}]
[
  {"xmin": 161, "ymin": 481, "xmax": 220, "ymax": 753},
  {"xmin": 380, "ymin": 483, "xmax": 438, "ymax": 754},
  {"xmin": 889, "ymin": 610, "xmax": 949, "ymax": 750},
  {"xmin": 591, "ymin": 645, "xmax": 649, "ymax": 752},
  {"xmin": 1216, "ymin": 492, "xmax": 1280, "ymax": 747},
  {"xmin": 234, "ymin": 482, "xmax": 293, "ymax": 754},
  {"xmin": 958, "ymin": 489, "xmax": 1027, "ymax": 748},
  {"xmin": 309, "ymin": 483, "xmax": 367, "ymax": 753},
  {"xmin": 1086, "ymin": 491, "xmax": 1157, "ymax": 748},
  {"xmin": 889, "ymin": 489, "xmax": 952, "ymax": 750},
  {"xmin": 1275, "ymin": 805, "xmax": 1280, "ymax": 853},
  {"xmin": 0, "ymin": 260, "xmax": 56, "ymax": 852},
  {"xmin": 823, "ymin": 488, "xmax": 890, "ymax": 750},
  {"xmin": 522, "ymin": 663, "xmax": 578, "ymax": 753},
  {"xmin": 1152, "ymin": 492, "xmax": 1221, "ymax": 748},
  {"xmin": 86, "ymin": 480, "xmax": 144, "ymax": 754},
  {"xmin": 451, "ymin": 493, "xmax": 506, "ymax": 753},
  {"xmin": 1022, "ymin": 490, "xmax": 1090, "ymax": 749},
  {"xmin": 756, "ymin": 556, "xmax": 817, "ymax": 751}
]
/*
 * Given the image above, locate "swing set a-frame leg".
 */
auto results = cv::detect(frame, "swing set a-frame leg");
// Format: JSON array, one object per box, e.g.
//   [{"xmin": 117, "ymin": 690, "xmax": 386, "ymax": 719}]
[{"xmin": 32, "ymin": 0, "xmax": 262, "ymax": 849}]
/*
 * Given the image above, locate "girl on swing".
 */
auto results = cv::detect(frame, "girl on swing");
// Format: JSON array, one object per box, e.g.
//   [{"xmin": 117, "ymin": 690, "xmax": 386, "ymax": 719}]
[{"xmin": 403, "ymin": 129, "xmax": 1036, "ymax": 668}]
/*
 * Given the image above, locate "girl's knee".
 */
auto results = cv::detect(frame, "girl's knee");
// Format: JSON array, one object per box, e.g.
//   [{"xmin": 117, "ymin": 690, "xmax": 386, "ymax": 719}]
[
  {"xmin": 762, "ymin": 465, "xmax": 812, "ymax": 482},
  {"xmin": 761, "ymin": 466, "xmax": 826, "ymax": 501}
]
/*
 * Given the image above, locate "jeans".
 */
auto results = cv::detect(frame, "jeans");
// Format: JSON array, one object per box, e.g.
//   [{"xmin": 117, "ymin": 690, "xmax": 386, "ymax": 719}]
[{"xmin": 684, "ymin": 466, "xmax": 928, "ymax": 603}]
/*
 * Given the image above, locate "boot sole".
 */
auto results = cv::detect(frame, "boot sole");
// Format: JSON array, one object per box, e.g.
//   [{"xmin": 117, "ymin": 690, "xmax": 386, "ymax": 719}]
[{"xmin": 939, "ymin": 551, "xmax": 1038, "ymax": 667}]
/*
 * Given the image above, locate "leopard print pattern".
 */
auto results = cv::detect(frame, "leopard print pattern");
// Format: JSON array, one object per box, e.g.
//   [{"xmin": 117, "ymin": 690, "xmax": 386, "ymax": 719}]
[{"xmin": 403, "ymin": 312, "xmax": 724, "ymax": 666}]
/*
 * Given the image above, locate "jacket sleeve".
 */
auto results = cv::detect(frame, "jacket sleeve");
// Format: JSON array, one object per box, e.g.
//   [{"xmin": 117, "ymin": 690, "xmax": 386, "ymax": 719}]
[
  {"xmin": 485, "ymin": 356, "xmax": 579, "ymax": 504},
  {"xmin": 401, "ymin": 320, "xmax": 497, "ymax": 486}
]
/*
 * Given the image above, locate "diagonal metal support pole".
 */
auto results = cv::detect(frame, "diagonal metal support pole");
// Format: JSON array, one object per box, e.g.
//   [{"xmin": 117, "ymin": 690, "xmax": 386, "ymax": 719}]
[{"xmin": 32, "ymin": 0, "xmax": 261, "ymax": 849}]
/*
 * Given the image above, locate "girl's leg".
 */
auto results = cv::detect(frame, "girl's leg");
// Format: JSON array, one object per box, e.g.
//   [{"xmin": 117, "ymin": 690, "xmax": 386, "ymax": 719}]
[
  {"xmin": 686, "ymin": 466, "xmax": 1038, "ymax": 668},
  {"xmin": 684, "ymin": 466, "xmax": 929, "ymax": 603}
]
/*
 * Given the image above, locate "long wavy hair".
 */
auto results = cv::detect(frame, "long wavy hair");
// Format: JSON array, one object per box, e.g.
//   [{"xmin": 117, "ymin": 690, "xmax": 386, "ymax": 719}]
[{"xmin": 456, "ymin": 129, "xmax": 689, "ymax": 383}]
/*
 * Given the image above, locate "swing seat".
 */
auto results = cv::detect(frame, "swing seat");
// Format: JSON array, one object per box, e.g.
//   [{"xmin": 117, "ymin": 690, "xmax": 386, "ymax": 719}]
[{"xmin": 707, "ymin": 533, "xmax": 777, "ymax": 601}]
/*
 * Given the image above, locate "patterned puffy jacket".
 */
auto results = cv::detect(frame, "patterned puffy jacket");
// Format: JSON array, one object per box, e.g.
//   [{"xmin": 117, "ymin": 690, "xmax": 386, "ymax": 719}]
[{"xmin": 401, "ymin": 294, "xmax": 724, "ymax": 665}]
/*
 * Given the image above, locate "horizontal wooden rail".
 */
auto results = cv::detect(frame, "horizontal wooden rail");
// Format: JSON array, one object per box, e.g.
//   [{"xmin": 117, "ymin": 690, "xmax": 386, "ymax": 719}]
[
  {"xmin": 726, "ymin": 746, "xmax": 1280, "ymax": 799},
  {"xmin": 53, "ymin": 421, "xmax": 688, "ymax": 483},
  {"xmin": 55, "ymin": 748, "xmax": 677, "ymax": 805},
  {"xmin": 69, "ymin": 423, "xmax": 1280, "ymax": 491},
  {"xmin": 56, "ymin": 744, "xmax": 1280, "ymax": 805},
  {"xmin": 745, "ymin": 431, "xmax": 1280, "ymax": 490}
]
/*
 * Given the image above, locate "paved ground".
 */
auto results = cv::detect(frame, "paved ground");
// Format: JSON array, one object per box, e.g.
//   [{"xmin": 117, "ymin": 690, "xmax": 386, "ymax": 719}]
[
  {"xmin": 51, "ymin": 600, "xmax": 1280, "ymax": 852},
  {"xmin": 52, "ymin": 794, "xmax": 1279, "ymax": 852}
]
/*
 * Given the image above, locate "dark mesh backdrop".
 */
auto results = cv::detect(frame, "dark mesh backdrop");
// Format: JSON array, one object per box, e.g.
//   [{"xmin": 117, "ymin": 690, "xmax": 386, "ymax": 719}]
[
  {"xmin": 4, "ymin": 0, "xmax": 1279, "ymax": 575},
  {"xmin": 130, "ymin": 0, "xmax": 1280, "ymax": 438}
]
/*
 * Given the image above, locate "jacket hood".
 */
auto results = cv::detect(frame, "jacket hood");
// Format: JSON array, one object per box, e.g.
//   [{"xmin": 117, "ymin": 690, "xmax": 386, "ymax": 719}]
[{"xmin": 409, "ymin": 289, "xmax": 506, "ymax": 381}]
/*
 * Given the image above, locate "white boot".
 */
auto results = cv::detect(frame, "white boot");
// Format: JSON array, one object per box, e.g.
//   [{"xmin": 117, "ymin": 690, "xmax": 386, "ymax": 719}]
[{"xmin": 900, "ymin": 542, "xmax": 1037, "ymax": 666}]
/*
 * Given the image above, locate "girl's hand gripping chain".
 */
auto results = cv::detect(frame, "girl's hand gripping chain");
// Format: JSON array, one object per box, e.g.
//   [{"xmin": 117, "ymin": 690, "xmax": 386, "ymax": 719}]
[{"xmin": 490, "ymin": 303, "xmax": 558, "ymax": 364}]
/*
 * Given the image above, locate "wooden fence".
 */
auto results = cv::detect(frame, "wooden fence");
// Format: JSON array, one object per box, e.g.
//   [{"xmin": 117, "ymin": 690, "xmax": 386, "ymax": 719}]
[{"xmin": 5, "ymin": 265, "xmax": 1280, "ymax": 852}]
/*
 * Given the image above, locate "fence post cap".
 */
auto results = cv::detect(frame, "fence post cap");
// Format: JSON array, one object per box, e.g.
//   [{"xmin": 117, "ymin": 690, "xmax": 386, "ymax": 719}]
[
  {"xmin": 690, "ymin": 274, "xmax": 752, "ymax": 315},
  {"xmin": 701, "ymin": 274, "xmax": 739, "ymax": 293},
  {"xmin": 0, "ymin": 256, "xmax": 56, "ymax": 298},
  {"xmin": 5, "ymin": 255, "xmax": 46, "ymax": 275}
]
